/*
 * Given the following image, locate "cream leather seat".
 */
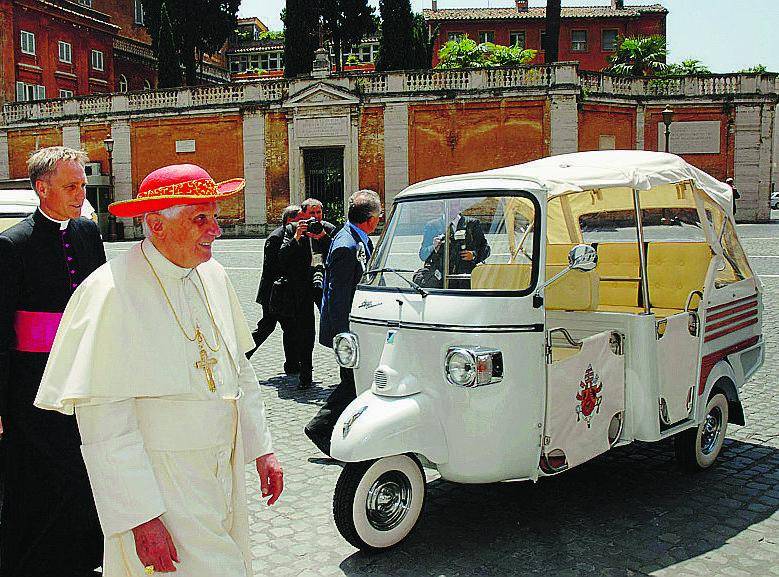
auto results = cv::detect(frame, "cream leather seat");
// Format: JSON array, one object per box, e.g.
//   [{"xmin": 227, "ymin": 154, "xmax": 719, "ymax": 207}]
[{"xmin": 471, "ymin": 263, "xmax": 599, "ymax": 311}]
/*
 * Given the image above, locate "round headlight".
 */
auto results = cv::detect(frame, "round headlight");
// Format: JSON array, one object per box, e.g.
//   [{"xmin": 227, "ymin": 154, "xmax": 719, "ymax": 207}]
[
  {"xmin": 445, "ymin": 348, "xmax": 477, "ymax": 387},
  {"xmin": 334, "ymin": 332, "xmax": 359, "ymax": 368}
]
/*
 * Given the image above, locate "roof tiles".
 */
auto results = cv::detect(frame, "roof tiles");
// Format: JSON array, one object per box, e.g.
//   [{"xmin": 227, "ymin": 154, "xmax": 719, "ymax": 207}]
[{"xmin": 423, "ymin": 4, "xmax": 667, "ymax": 21}]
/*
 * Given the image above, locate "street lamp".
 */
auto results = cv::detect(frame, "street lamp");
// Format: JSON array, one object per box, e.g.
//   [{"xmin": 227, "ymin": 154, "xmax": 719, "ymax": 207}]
[
  {"xmin": 661, "ymin": 105, "xmax": 674, "ymax": 153},
  {"xmin": 103, "ymin": 134, "xmax": 118, "ymax": 242}
]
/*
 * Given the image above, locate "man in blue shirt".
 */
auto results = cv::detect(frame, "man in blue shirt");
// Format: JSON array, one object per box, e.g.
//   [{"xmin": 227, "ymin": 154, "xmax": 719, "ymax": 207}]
[{"xmin": 305, "ymin": 190, "xmax": 382, "ymax": 456}]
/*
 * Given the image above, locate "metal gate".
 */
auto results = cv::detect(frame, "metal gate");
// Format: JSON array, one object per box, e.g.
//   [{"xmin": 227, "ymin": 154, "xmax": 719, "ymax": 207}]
[{"xmin": 304, "ymin": 147, "xmax": 344, "ymax": 221}]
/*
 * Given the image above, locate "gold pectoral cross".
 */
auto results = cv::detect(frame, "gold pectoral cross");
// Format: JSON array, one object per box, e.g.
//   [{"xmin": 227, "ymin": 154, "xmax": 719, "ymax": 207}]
[{"xmin": 194, "ymin": 328, "xmax": 218, "ymax": 392}]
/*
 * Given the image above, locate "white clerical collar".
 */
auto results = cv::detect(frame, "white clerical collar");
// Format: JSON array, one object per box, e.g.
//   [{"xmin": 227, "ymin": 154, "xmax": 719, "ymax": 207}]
[
  {"xmin": 39, "ymin": 208, "xmax": 70, "ymax": 230},
  {"xmin": 143, "ymin": 239, "xmax": 193, "ymax": 280}
]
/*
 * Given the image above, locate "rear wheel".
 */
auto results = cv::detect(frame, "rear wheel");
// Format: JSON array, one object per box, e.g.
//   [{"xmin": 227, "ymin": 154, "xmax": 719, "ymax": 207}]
[
  {"xmin": 333, "ymin": 454, "xmax": 426, "ymax": 550},
  {"xmin": 674, "ymin": 393, "xmax": 729, "ymax": 471}
]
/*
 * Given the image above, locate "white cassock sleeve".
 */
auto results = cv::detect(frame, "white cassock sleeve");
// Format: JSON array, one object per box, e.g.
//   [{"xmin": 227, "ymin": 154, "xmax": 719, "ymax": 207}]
[
  {"xmin": 238, "ymin": 354, "xmax": 274, "ymax": 463},
  {"xmin": 76, "ymin": 399, "xmax": 166, "ymax": 537}
]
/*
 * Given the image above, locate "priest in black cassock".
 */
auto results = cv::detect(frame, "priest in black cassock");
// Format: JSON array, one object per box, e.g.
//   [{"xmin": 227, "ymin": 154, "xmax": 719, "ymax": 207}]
[{"xmin": 0, "ymin": 146, "xmax": 106, "ymax": 576}]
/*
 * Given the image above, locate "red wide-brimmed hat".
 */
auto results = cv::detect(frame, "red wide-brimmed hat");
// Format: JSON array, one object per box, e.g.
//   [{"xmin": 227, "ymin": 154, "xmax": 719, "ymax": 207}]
[{"xmin": 108, "ymin": 164, "xmax": 245, "ymax": 218}]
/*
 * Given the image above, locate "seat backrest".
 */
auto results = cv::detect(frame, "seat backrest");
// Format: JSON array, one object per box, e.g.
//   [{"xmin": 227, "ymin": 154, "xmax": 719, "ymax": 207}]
[
  {"xmin": 471, "ymin": 263, "xmax": 599, "ymax": 311},
  {"xmin": 596, "ymin": 242, "xmax": 640, "ymax": 308},
  {"xmin": 471, "ymin": 263, "xmax": 532, "ymax": 291},
  {"xmin": 545, "ymin": 265, "xmax": 599, "ymax": 311},
  {"xmin": 546, "ymin": 244, "xmax": 575, "ymax": 266},
  {"xmin": 647, "ymin": 242, "xmax": 711, "ymax": 311}
]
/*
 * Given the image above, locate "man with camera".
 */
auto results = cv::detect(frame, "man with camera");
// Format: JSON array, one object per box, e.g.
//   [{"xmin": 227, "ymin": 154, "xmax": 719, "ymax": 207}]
[
  {"xmin": 417, "ymin": 199, "xmax": 490, "ymax": 289},
  {"xmin": 247, "ymin": 205, "xmax": 301, "ymax": 371},
  {"xmin": 278, "ymin": 198, "xmax": 335, "ymax": 389}
]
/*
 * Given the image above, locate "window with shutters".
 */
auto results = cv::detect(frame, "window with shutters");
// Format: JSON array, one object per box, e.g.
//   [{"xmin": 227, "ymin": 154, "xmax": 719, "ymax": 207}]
[
  {"xmin": 16, "ymin": 81, "xmax": 45, "ymax": 101},
  {"xmin": 91, "ymin": 49, "xmax": 104, "ymax": 71},
  {"xmin": 58, "ymin": 41, "xmax": 72, "ymax": 63},
  {"xmin": 134, "ymin": 0, "xmax": 145, "ymax": 25},
  {"xmin": 602, "ymin": 29, "xmax": 618, "ymax": 52},
  {"xmin": 509, "ymin": 30, "xmax": 526, "ymax": 48},
  {"xmin": 571, "ymin": 30, "xmax": 588, "ymax": 52},
  {"xmin": 21, "ymin": 30, "xmax": 35, "ymax": 55},
  {"xmin": 479, "ymin": 31, "xmax": 495, "ymax": 44}
]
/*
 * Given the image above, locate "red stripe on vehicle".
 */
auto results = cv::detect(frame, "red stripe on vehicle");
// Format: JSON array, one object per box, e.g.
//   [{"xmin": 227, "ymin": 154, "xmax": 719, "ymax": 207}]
[
  {"xmin": 705, "ymin": 300, "xmax": 757, "ymax": 323},
  {"xmin": 704, "ymin": 317, "xmax": 759, "ymax": 343},
  {"xmin": 706, "ymin": 294, "xmax": 758, "ymax": 313},
  {"xmin": 706, "ymin": 309, "xmax": 759, "ymax": 332},
  {"xmin": 698, "ymin": 335, "xmax": 760, "ymax": 395}
]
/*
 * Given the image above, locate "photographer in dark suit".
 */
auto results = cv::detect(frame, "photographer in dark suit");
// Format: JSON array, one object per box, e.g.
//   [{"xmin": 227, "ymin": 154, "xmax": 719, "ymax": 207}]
[
  {"xmin": 278, "ymin": 198, "xmax": 335, "ymax": 389},
  {"xmin": 305, "ymin": 190, "xmax": 382, "ymax": 456},
  {"xmin": 247, "ymin": 205, "xmax": 302, "ymax": 371},
  {"xmin": 418, "ymin": 199, "xmax": 490, "ymax": 289}
]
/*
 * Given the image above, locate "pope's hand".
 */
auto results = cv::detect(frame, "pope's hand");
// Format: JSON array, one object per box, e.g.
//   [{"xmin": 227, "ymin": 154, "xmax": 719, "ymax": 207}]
[
  {"xmin": 0, "ymin": 416, "xmax": 3, "ymax": 437},
  {"xmin": 132, "ymin": 517, "xmax": 179, "ymax": 573},
  {"xmin": 256, "ymin": 453, "xmax": 283, "ymax": 505}
]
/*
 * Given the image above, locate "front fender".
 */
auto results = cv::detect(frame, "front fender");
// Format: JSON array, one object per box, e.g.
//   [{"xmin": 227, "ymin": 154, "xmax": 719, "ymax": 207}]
[{"xmin": 331, "ymin": 391, "xmax": 448, "ymax": 464}]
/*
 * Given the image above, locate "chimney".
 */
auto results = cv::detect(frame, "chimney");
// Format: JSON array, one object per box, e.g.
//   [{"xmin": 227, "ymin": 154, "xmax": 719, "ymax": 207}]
[
  {"xmin": 611, "ymin": 0, "xmax": 624, "ymax": 9},
  {"xmin": 431, "ymin": 0, "xmax": 437, "ymax": 10},
  {"xmin": 515, "ymin": 0, "xmax": 528, "ymax": 12}
]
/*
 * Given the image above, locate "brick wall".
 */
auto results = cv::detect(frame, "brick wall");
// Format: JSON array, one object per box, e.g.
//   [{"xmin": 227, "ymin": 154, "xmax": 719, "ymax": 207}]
[
  {"xmin": 264, "ymin": 111, "xmax": 289, "ymax": 224},
  {"xmin": 409, "ymin": 100, "xmax": 547, "ymax": 184},
  {"xmin": 80, "ymin": 123, "xmax": 111, "ymax": 172},
  {"xmin": 130, "ymin": 115, "xmax": 245, "ymax": 219},
  {"xmin": 358, "ymin": 106, "xmax": 385, "ymax": 206},
  {"xmin": 644, "ymin": 105, "xmax": 733, "ymax": 181},
  {"xmin": 7, "ymin": 126, "xmax": 62, "ymax": 178},
  {"xmin": 579, "ymin": 103, "xmax": 636, "ymax": 151}
]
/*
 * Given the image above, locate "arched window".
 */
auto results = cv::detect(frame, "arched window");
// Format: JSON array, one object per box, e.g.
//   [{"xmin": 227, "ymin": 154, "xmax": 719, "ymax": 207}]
[
  {"xmin": 143, "ymin": 79, "xmax": 151, "ymax": 90},
  {"xmin": 118, "ymin": 74, "xmax": 128, "ymax": 93}
]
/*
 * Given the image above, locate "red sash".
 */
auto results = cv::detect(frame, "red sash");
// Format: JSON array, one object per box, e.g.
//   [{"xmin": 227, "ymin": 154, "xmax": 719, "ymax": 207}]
[{"xmin": 13, "ymin": 311, "xmax": 63, "ymax": 353}]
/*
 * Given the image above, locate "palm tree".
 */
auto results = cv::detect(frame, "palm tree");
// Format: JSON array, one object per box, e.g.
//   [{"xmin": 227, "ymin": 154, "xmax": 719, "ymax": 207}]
[
  {"xmin": 678, "ymin": 59, "xmax": 710, "ymax": 74},
  {"xmin": 544, "ymin": 0, "xmax": 561, "ymax": 63},
  {"xmin": 606, "ymin": 35, "xmax": 668, "ymax": 76}
]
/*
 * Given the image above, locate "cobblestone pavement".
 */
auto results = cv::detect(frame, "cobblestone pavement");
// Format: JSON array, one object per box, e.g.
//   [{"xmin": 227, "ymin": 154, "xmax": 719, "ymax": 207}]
[{"xmin": 105, "ymin": 224, "xmax": 779, "ymax": 577}]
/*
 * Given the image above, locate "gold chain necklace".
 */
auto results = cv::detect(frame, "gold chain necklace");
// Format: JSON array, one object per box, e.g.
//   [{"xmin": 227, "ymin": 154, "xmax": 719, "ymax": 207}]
[
  {"xmin": 141, "ymin": 242, "xmax": 224, "ymax": 350},
  {"xmin": 141, "ymin": 243, "xmax": 224, "ymax": 392}
]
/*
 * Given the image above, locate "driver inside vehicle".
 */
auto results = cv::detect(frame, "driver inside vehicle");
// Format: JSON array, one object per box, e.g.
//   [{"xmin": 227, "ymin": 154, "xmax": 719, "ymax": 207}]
[{"xmin": 415, "ymin": 199, "xmax": 491, "ymax": 288}]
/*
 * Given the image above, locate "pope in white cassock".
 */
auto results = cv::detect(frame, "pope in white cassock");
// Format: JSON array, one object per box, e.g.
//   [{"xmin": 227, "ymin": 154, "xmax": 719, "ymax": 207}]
[{"xmin": 35, "ymin": 164, "xmax": 284, "ymax": 576}]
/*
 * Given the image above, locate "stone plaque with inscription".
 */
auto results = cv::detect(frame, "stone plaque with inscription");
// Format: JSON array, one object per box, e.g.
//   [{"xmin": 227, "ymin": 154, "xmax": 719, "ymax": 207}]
[
  {"xmin": 599, "ymin": 135, "xmax": 616, "ymax": 150},
  {"xmin": 175, "ymin": 139, "xmax": 196, "ymax": 153},
  {"xmin": 657, "ymin": 121, "xmax": 721, "ymax": 154},
  {"xmin": 295, "ymin": 116, "xmax": 349, "ymax": 139}
]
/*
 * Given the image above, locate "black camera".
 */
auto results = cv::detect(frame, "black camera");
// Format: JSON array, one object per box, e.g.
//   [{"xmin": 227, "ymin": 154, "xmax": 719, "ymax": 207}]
[{"xmin": 302, "ymin": 217, "xmax": 324, "ymax": 235}]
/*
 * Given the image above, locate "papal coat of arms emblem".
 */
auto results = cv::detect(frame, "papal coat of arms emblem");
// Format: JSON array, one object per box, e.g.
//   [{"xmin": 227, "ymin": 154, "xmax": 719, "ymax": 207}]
[{"xmin": 576, "ymin": 364, "xmax": 603, "ymax": 428}]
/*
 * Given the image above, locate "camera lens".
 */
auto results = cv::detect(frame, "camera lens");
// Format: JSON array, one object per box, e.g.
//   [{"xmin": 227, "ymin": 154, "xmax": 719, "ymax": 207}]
[{"xmin": 307, "ymin": 219, "xmax": 324, "ymax": 235}]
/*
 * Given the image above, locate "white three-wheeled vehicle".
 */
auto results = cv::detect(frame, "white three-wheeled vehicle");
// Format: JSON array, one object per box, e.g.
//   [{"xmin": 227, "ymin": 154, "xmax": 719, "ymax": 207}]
[{"xmin": 328, "ymin": 151, "xmax": 764, "ymax": 550}]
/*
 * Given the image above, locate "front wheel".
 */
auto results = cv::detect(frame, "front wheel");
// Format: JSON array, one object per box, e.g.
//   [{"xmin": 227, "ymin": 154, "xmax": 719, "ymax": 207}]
[
  {"xmin": 333, "ymin": 454, "xmax": 426, "ymax": 550},
  {"xmin": 674, "ymin": 392, "xmax": 729, "ymax": 471}
]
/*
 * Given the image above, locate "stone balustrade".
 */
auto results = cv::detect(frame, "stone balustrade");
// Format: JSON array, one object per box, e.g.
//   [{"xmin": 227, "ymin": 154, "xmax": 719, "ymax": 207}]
[{"xmin": 2, "ymin": 65, "xmax": 776, "ymax": 126}]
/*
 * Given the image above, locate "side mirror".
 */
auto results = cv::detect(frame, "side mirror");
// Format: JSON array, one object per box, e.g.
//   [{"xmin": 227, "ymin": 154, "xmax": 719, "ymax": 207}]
[
  {"xmin": 568, "ymin": 244, "xmax": 598, "ymax": 271},
  {"xmin": 536, "ymin": 243, "xmax": 597, "ymax": 300}
]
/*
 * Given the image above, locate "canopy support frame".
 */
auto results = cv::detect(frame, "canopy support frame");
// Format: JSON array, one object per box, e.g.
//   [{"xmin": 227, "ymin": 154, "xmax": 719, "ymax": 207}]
[{"xmin": 632, "ymin": 188, "xmax": 652, "ymax": 315}]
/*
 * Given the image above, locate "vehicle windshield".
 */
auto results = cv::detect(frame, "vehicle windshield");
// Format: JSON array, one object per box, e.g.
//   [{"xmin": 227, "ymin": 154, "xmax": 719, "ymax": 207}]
[{"xmin": 364, "ymin": 193, "xmax": 539, "ymax": 293}]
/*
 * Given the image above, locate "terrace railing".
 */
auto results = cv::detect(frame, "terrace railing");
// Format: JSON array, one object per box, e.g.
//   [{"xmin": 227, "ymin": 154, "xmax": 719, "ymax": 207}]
[{"xmin": 2, "ymin": 67, "xmax": 776, "ymax": 126}]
